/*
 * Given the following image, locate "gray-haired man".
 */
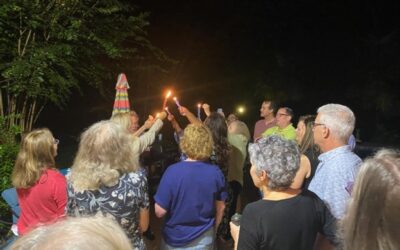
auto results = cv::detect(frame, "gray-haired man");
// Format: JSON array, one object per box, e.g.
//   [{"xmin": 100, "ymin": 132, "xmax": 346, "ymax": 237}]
[{"xmin": 309, "ymin": 104, "xmax": 362, "ymax": 219}]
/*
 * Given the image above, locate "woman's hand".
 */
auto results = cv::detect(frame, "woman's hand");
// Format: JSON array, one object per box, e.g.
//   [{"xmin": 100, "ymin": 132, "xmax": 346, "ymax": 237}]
[
  {"xmin": 178, "ymin": 106, "xmax": 189, "ymax": 116},
  {"xmin": 144, "ymin": 115, "xmax": 155, "ymax": 129}
]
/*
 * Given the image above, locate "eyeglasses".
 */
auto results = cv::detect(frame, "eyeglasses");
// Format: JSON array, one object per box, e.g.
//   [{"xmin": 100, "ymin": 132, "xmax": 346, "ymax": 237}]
[
  {"xmin": 312, "ymin": 122, "xmax": 325, "ymax": 128},
  {"xmin": 54, "ymin": 139, "xmax": 60, "ymax": 145}
]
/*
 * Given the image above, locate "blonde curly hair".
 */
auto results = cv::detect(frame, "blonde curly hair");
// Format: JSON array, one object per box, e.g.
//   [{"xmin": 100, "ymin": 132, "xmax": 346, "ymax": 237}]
[
  {"xmin": 70, "ymin": 120, "xmax": 139, "ymax": 191},
  {"xmin": 180, "ymin": 124, "xmax": 213, "ymax": 161}
]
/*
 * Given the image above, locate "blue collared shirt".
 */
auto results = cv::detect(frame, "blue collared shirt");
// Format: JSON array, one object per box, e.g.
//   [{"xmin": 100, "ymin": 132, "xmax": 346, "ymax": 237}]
[{"xmin": 308, "ymin": 145, "xmax": 362, "ymax": 219}]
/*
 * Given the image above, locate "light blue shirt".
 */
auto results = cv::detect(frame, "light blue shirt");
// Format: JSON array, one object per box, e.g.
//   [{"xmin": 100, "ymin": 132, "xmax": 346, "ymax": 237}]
[{"xmin": 308, "ymin": 145, "xmax": 362, "ymax": 218}]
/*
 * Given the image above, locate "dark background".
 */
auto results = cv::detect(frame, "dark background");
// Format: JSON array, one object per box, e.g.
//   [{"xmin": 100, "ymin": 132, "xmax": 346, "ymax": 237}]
[{"xmin": 37, "ymin": 0, "xmax": 400, "ymax": 158}]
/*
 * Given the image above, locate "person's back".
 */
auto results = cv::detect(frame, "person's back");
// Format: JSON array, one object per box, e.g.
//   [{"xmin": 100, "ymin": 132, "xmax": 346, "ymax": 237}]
[
  {"xmin": 67, "ymin": 170, "xmax": 148, "ymax": 246},
  {"xmin": 154, "ymin": 124, "xmax": 227, "ymax": 249},
  {"xmin": 18, "ymin": 169, "xmax": 66, "ymax": 235},
  {"xmin": 11, "ymin": 128, "xmax": 66, "ymax": 235},
  {"xmin": 239, "ymin": 190, "xmax": 336, "ymax": 250},
  {"xmin": 155, "ymin": 160, "xmax": 226, "ymax": 244},
  {"xmin": 230, "ymin": 136, "xmax": 337, "ymax": 250},
  {"xmin": 67, "ymin": 120, "xmax": 153, "ymax": 250}
]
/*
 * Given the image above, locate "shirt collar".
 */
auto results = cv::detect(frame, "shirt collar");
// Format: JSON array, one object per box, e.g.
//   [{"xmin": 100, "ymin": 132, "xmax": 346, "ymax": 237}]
[
  {"xmin": 278, "ymin": 123, "xmax": 293, "ymax": 131},
  {"xmin": 318, "ymin": 145, "xmax": 352, "ymax": 162}
]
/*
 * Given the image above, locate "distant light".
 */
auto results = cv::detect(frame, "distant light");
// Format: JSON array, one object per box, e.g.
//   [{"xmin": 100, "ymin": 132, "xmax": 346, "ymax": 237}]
[{"xmin": 237, "ymin": 106, "xmax": 245, "ymax": 114}]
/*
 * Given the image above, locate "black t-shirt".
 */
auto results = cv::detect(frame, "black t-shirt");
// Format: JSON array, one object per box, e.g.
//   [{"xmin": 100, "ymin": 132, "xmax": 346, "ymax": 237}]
[{"xmin": 237, "ymin": 190, "xmax": 337, "ymax": 250}]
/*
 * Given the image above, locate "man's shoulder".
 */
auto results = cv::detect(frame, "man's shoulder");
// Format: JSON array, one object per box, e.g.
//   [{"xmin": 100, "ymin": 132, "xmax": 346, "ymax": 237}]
[
  {"xmin": 254, "ymin": 119, "xmax": 265, "ymax": 127},
  {"xmin": 332, "ymin": 149, "xmax": 362, "ymax": 166}
]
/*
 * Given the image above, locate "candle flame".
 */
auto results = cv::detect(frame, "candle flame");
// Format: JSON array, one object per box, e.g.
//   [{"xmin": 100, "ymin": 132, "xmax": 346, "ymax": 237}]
[
  {"xmin": 173, "ymin": 96, "xmax": 177, "ymax": 101},
  {"xmin": 166, "ymin": 91, "xmax": 172, "ymax": 98},
  {"xmin": 197, "ymin": 103, "xmax": 201, "ymax": 108}
]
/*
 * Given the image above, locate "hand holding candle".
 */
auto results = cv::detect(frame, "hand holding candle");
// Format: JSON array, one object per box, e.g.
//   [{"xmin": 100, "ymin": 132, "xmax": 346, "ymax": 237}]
[
  {"xmin": 197, "ymin": 103, "xmax": 201, "ymax": 119},
  {"xmin": 164, "ymin": 106, "xmax": 172, "ymax": 115},
  {"xmin": 202, "ymin": 103, "xmax": 211, "ymax": 117},
  {"xmin": 155, "ymin": 111, "xmax": 167, "ymax": 120},
  {"xmin": 163, "ymin": 90, "xmax": 172, "ymax": 109},
  {"xmin": 173, "ymin": 96, "xmax": 181, "ymax": 108}
]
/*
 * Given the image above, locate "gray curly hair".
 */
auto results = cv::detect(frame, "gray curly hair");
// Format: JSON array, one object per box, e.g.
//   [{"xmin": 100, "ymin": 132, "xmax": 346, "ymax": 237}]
[{"xmin": 248, "ymin": 135, "xmax": 300, "ymax": 190}]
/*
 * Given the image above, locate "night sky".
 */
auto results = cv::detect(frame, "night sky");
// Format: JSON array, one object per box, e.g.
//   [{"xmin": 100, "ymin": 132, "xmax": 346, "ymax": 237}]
[{"xmin": 38, "ymin": 0, "xmax": 400, "ymax": 146}]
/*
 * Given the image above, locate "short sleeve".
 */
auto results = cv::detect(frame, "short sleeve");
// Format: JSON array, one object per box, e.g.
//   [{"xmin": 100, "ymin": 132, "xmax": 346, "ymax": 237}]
[
  {"xmin": 237, "ymin": 204, "xmax": 260, "ymax": 249},
  {"xmin": 154, "ymin": 169, "xmax": 173, "ymax": 211}
]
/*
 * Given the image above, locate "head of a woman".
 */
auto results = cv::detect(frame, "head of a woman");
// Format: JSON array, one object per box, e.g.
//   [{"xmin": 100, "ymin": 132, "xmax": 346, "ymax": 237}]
[
  {"xmin": 70, "ymin": 120, "xmax": 138, "ymax": 191},
  {"xmin": 296, "ymin": 115, "xmax": 316, "ymax": 154},
  {"xmin": 204, "ymin": 112, "xmax": 228, "ymax": 140},
  {"xmin": 341, "ymin": 149, "xmax": 400, "ymax": 250},
  {"xmin": 10, "ymin": 216, "xmax": 133, "ymax": 250},
  {"xmin": 248, "ymin": 135, "xmax": 300, "ymax": 190},
  {"xmin": 180, "ymin": 124, "xmax": 213, "ymax": 161},
  {"xmin": 203, "ymin": 112, "xmax": 230, "ymax": 172},
  {"xmin": 12, "ymin": 128, "xmax": 57, "ymax": 189}
]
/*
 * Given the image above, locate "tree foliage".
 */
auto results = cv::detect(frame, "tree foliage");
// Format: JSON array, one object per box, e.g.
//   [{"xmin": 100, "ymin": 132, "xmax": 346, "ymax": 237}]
[
  {"xmin": 0, "ymin": 115, "xmax": 20, "ymax": 232},
  {"xmin": 0, "ymin": 0, "xmax": 168, "ymax": 131}
]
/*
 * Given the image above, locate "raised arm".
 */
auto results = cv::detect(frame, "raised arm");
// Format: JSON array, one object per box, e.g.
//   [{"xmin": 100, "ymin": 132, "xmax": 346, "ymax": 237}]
[
  {"xmin": 138, "ymin": 111, "xmax": 167, "ymax": 153},
  {"xmin": 167, "ymin": 113, "xmax": 183, "ymax": 134},
  {"xmin": 133, "ymin": 115, "xmax": 155, "ymax": 137},
  {"xmin": 178, "ymin": 106, "xmax": 202, "ymax": 125},
  {"xmin": 202, "ymin": 103, "xmax": 211, "ymax": 117}
]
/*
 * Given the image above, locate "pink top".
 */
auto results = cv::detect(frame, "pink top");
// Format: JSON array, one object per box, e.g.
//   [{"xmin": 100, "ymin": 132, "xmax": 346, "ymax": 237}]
[
  {"xmin": 253, "ymin": 118, "xmax": 276, "ymax": 141},
  {"xmin": 17, "ymin": 169, "xmax": 67, "ymax": 235}
]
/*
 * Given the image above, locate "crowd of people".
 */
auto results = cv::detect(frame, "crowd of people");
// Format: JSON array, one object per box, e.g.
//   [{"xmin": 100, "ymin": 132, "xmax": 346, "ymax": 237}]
[{"xmin": 1, "ymin": 99, "xmax": 399, "ymax": 250}]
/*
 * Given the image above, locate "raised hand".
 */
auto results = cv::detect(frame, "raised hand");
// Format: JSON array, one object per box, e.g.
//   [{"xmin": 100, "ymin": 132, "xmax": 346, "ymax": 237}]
[
  {"xmin": 178, "ymin": 106, "xmax": 189, "ymax": 116},
  {"xmin": 144, "ymin": 115, "xmax": 155, "ymax": 129},
  {"xmin": 167, "ymin": 113, "xmax": 175, "ymax": 121},
  {"xmin": 202, "ymin": 103, "xmax": 211, "ymax": 116},
  {"xmin": 157, "ymin": 111, "xmax": 167, "ymax": 121}
]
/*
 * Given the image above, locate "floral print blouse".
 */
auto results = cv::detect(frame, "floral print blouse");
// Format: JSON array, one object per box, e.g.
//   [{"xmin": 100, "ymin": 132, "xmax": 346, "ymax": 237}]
[{"xmin": 66, "ymin": 170, "xmax": 149, "ymax": 250}]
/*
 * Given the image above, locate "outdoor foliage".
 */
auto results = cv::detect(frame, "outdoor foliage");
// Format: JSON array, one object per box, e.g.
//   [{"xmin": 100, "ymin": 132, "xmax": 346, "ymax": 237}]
[
  {"xmin": 0, "ymin": 0, "xmax": 169, "ymax": 131},
  {"xmin": 0, "ymin": 116, "xmax": 20, "ymax": 231}
]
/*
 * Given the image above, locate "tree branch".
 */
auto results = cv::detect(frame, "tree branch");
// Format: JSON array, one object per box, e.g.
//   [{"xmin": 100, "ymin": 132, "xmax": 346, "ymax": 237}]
[{"xmin": 21, "ymin": 30, "xmax": 32, "ymax": 57}]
